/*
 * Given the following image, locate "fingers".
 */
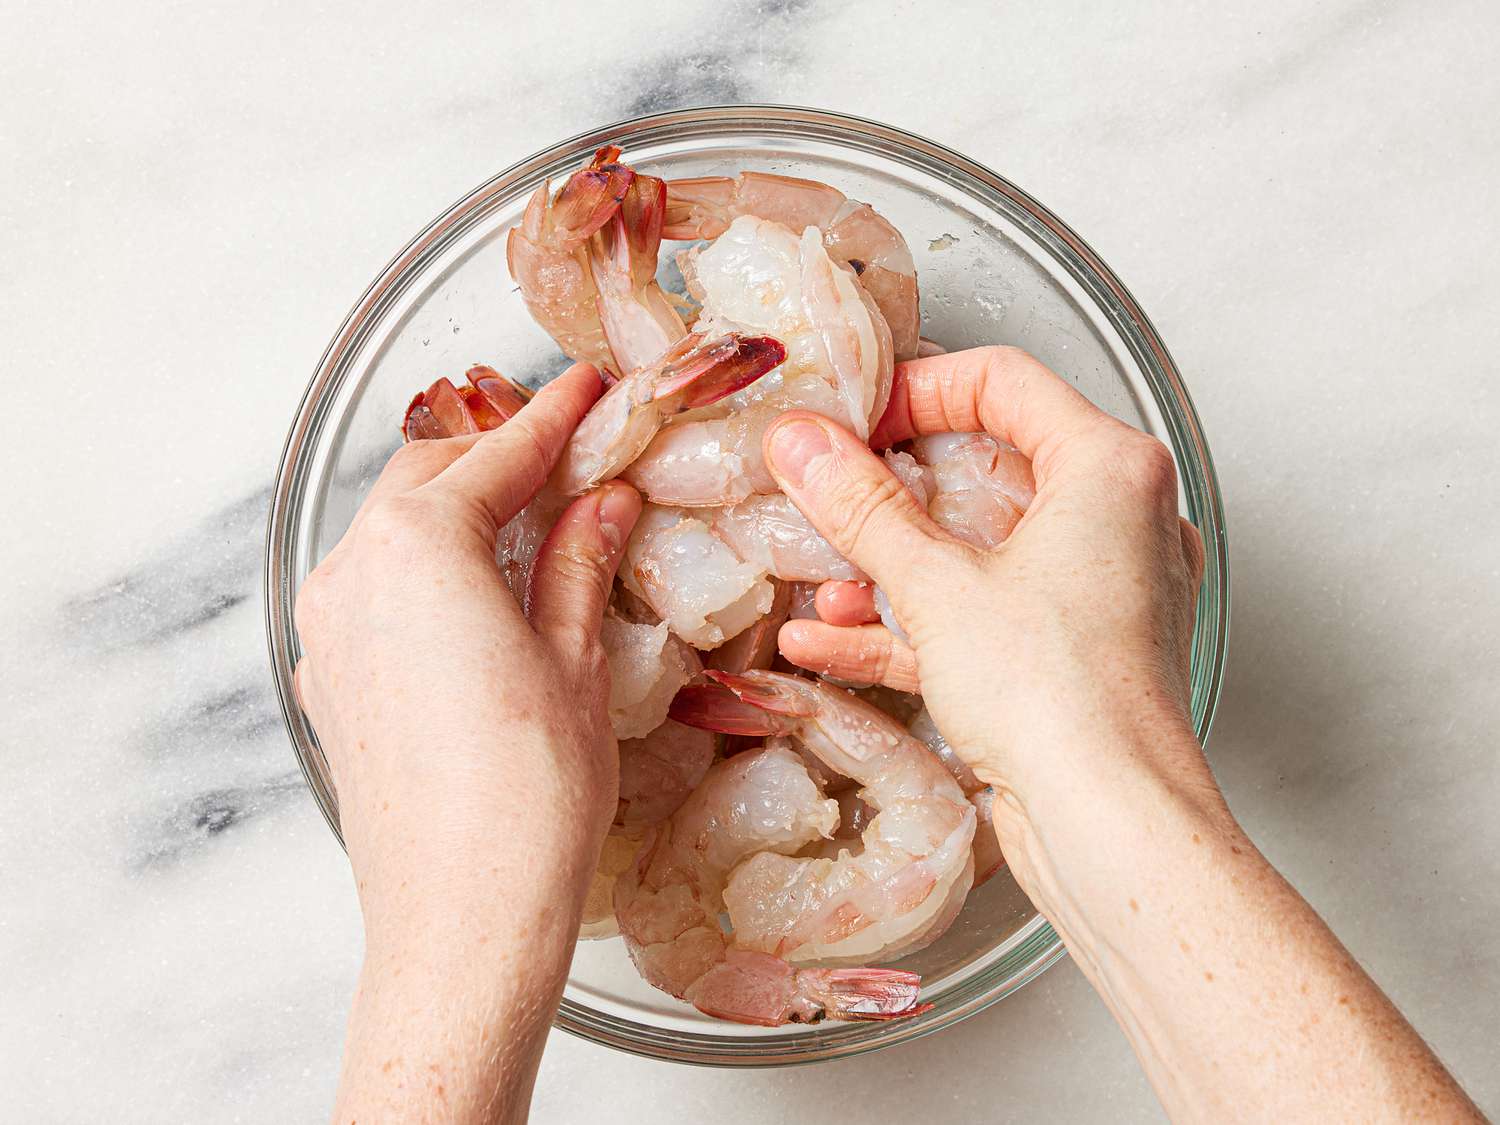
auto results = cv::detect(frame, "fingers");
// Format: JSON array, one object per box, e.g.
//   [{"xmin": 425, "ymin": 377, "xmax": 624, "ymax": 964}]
[
  {"xmin": 351, "ymin": 434, "xmax": 487, "ymax": 535},
  {"xmin": 763, "ymin": 412, "xmax": 958, "ymax": 600},
  {"xmin": 423, "ymin": 362, "xmax": 604, "ymax": 530},
  {"xmin": 870, "ymin": 346, "xmax": 1118, "ymax": 482},
  {"xmin": 527, "ymin": 481, "xmax": 642, "ymax": 645},
  {"xmin": 814, "ymin": 580, "xmax": 879, "ymax": 626},
  {"xmin": 778, "ymin": 620, "xmax": 920, "ymax": 694}
]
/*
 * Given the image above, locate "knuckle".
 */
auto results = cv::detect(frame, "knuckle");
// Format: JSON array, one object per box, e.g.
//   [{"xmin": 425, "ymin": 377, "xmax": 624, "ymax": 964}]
[
  {"xmin": 293, "ymin": 572, "xmax": 331, "ymax": 638},
  {"xmin": 359, "ymin": 495, "xmax": 433, "ymax": 546},
  {"xmin": 1114, "ymin": 434, "xmax": 1178, "ymax": 496}
]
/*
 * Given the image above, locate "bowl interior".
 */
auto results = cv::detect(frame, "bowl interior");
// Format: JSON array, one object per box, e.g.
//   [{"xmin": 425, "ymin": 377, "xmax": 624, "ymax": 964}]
[{"xmin": 267, "ymin": 107, "xmax": 1227, "ymax": 1066}]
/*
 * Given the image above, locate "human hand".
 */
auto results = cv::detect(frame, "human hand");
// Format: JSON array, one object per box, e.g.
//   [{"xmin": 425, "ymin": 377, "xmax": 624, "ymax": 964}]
[
  {"xmin": 293, "ymin": 361, "xmax": 641, "ymax": 955},
  {"xmin": 763, "ymin": 346, "xmax": 1207, "ymax": 818}
]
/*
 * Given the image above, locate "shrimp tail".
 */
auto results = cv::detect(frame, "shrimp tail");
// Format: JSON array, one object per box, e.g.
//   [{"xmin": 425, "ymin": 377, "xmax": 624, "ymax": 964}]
[
  {"xmin": 655, "ymin": 334, "xmax": 786, "ymax": 410},
  {"xmin": 684, "ymin": 950, "xmax": 929, "ymax": 1026},
  {"xmin": 795, "ymin": 967, "xmax": 933, "ymax": 1021},
  {"xmin": 551, "ymin": 145, "xmax": 634, "ymax": 244},
  {"xmin": 669, "ymin": 681, "xmax": 782, "ymax": 736},
  {"xmin": 401, "ymin": 367, "xmax": 531, "ymax": 441}
]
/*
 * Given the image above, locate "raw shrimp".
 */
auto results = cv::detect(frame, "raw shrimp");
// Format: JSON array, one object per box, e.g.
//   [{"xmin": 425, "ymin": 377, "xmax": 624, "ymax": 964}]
[
  {"xmin": 621, "ymin": 505, "xmax": 775, "ymax": 649},
  {"xmin": 612, "ymin": 745, "xmax": 929, "ymax": 1024},
  {"xmin": 580, "ymin": 830, "xmax": 642, "ymax": 940},
  {"xmin": 601, "ymin": 611, "xmax": 701, "ymax": 739},
  {"xmin": 587, "ymin": 171, "xmax": 689, "ymax": 375},
  {"xmin": 909, "ymin": 708, "xmax": 1005, "ymax": 886},
  {"xmin": 401, "ymin": 364, "xmax": 532, "ymax": 441},
  {"xmin": 670, "ymin": 671, "xmax": 976, "ymax": 966},
  {"xmin": 707, "ymin": 493, "xmax": 864, "ymax": 583},
  {"xmin": 554, "ymin": 332, "xmax": 785, "ymax": 495},
  {"xmin": 662, "ymin": 171, "xmax": 921, "ymax": 360},
  {"xmin": 622, "ymin": 218, "xmax": 893, "ymax": 505},
  {"xmin": 911, "ymin": 432, "xmax": 1036, "ymax": 549},
  {"xmin": 506, "ymin": 146, "xmax": 634, "ymax": 375},
  {"xmin": 617, "ymin": 719, "xmax": 717, "ymax": 829},
  {"xmin": 706, "ymin": 579, "xmax": 793, "ymax": 674}
]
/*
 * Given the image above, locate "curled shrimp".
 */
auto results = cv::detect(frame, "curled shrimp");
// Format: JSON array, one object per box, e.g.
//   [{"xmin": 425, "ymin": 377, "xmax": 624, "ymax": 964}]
[
  {"xmin": 622, "ymin": 218, "xmax": 893, "ymax": 505},
  {"xmin": 506, "ymin": 146, "xmax": 633, "ymax": 376},
  {"xmin": 662, "ymin": 171, "xmax": 921, "ymax": 360},
  {"xmin": 612, "ymin": 744, "xmax": 929, "ymax": 1025},
  {"xmin": 670, "ymin": 670, "xmax": 976, "ymax": 966},
  {"xmin": 507, "ymin": 146, "xmax": 690, "ymax": 378},
  {"xmin": 909, "ymin": 707, "xmax": 1005, "ymax": 886},
  {"xmin": 554, "ymin": 331, "xmax": 785, "ymax": 495}
]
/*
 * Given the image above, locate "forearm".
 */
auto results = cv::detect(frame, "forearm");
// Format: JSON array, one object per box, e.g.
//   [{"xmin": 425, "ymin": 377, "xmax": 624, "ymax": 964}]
[
  {"xmin": 996, "ymin": 711, "xmax": 1480, "ymax": 1122},
  {"xmin": 332, "ymin": 790, "xmax": 607, "ymax": 1124}
]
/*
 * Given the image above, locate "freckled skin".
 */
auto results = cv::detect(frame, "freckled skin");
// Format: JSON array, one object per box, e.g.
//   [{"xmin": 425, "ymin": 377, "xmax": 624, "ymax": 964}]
[
  {"xmin": 763, "ymin": 347, "xmax": 1482, "ymax": 1122},
  {"xmin": 294, "ymin": 366, "xmax": 646, "ymax": 1125}
]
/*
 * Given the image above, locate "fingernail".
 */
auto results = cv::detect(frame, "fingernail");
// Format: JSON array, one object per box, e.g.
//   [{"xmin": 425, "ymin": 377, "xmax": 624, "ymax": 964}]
[
  {"xmin": 768, "ymin": 419, "xmax": 833, "ymax": 489},
  {"xmin": 595, "ymin": 484, "xmax": 639, "ymax": 550}
]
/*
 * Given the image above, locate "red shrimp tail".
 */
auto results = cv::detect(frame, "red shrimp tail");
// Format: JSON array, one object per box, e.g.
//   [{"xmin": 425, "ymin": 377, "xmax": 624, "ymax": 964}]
[
  {"xmin": 651, "ymin": 335, "xmax": 786, "ymax": 411},
  {"xmin": 401, "ymin": 378, "xmax": 478, "ymax": 441},
  {"xmin": 402, "ymin": 368, "xmax": 530, "ymax": 441},
  {"xmin": 795, "ymin": 967, "xmax": 931, "ymax": 1022},
  {"xmin": 669, "ymin": 682, "xmax": 779, "ymax": 736},
  {"xmin": 619, "ymin": 174, "xmax": 668, "ymax": 290},
  {"xmin": 467, "ymin": 365, "xmax": 531, "ymax": 419},
  {"xmin": 700, "ymin": 670, "xmax": 816, "ymax": 718},
  {"xmin": 552, "ymin": 147, "xmax": 635, "ymax": 245}
]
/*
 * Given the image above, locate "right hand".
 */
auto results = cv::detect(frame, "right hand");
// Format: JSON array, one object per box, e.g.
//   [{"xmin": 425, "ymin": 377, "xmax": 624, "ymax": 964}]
[{"xmin": 763, "ymin": 346, "xmax": 1207, "ymax": 811}]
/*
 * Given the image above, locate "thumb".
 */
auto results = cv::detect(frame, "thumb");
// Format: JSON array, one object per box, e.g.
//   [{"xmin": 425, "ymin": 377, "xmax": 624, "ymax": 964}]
[
  {"xmin": 763, "ymin": 412, "xmax": 957, "ymax": 601},
  {"xmin": 527, "ymin": 481, "xmax": 642, "ymax": 649}
]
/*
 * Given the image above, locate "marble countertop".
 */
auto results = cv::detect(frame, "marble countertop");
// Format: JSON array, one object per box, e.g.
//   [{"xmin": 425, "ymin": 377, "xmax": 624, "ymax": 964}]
[{"xmin": 4, "ymin": 1, "xmax": 1497, "ymax": 1120}]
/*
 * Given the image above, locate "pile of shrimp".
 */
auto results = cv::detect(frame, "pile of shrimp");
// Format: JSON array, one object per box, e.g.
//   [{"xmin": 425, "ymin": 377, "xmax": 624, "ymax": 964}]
[{"xmin": 399, "ymin": 147, "xmax": 1035, "ymax": 1027}]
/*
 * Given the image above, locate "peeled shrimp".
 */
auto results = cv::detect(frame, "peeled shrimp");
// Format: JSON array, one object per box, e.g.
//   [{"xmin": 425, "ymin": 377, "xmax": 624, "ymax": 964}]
[
  {"xmin": 662, "ymin": 171, "xmax": 921, "ymax": 360},
  {"xmin": 621, "ymin": 504, "xmax": 775, "ymax": 649},
  {"xmin": 617, "ymin": 719, "xmax": 717, "ymax": 829},
  {"xmin": 909, "ymin": 707, "xmax": 1005, "ymax": 886},
  {"xmin": 612, "ymin": 745, "xmax": 928, "ymax": 1025},
  {"xmin": 706, "ymin": 493, "xmax": 863, "ymax": 583},
  {"xmin": 601, "ymin": 611, "xmax": 701, "ymax": 739},
  {"xmin": 554, "ymin": 332, "xmax": 785, "ymax": 495},
  {"xmin": 670, "ymin": 671, "xmax": 976, "ymax": 967},
  {"xmin": 706, "ymin": 579, "xmax": 793, "ymax": 674},
  {"xmin": 912, "ymin": 432, "xmax": 1036, "ymax": 548},
  {"xmin": 622, "ymin": 218, "xmax": 893, "ymax": 505}
]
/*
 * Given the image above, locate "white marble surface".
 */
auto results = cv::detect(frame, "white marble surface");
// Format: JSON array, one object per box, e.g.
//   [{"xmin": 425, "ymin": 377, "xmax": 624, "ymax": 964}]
[{"xmin": 4, "ymin": 1, "xmax": 1498, "ymax": 1120}]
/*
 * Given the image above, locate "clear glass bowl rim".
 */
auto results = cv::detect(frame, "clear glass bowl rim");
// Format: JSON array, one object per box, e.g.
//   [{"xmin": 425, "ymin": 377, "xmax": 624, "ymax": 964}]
[{"xmin": 263, "ymin": 103, "xmax": 1230, "ymax": 1067}]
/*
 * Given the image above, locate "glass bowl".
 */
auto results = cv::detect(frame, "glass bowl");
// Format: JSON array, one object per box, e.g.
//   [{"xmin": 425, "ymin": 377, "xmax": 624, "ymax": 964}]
[{"xmin": 265, "ymin": 105, "xmax": 1229, "ymax": 1067}]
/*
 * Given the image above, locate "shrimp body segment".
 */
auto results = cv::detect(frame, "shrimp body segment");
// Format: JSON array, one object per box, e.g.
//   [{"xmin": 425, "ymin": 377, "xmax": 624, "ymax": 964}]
[
  {"xmin": 612, "ymin": 746, "xmax": 928, "ymax": 1025},
  {"xmin": 670, "ymin": 671, "xmax": 976, "ymax": 967},
  {"xmin": 621, "ymin": 505, "xmax": 776, "ymax": 650},
  {"xmin": 555, "ymin": 332, "xmax": 786, "ymax": 495},
  {"xmin": 662, "ymin": 171, "xmax": 921, "ymax": 360}
]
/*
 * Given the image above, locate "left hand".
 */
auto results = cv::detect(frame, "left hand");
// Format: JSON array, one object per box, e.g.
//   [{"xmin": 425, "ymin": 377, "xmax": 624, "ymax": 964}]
[{"xmin": 293, "ymin": 362, "xmax": 641, "ymax": 1121}]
